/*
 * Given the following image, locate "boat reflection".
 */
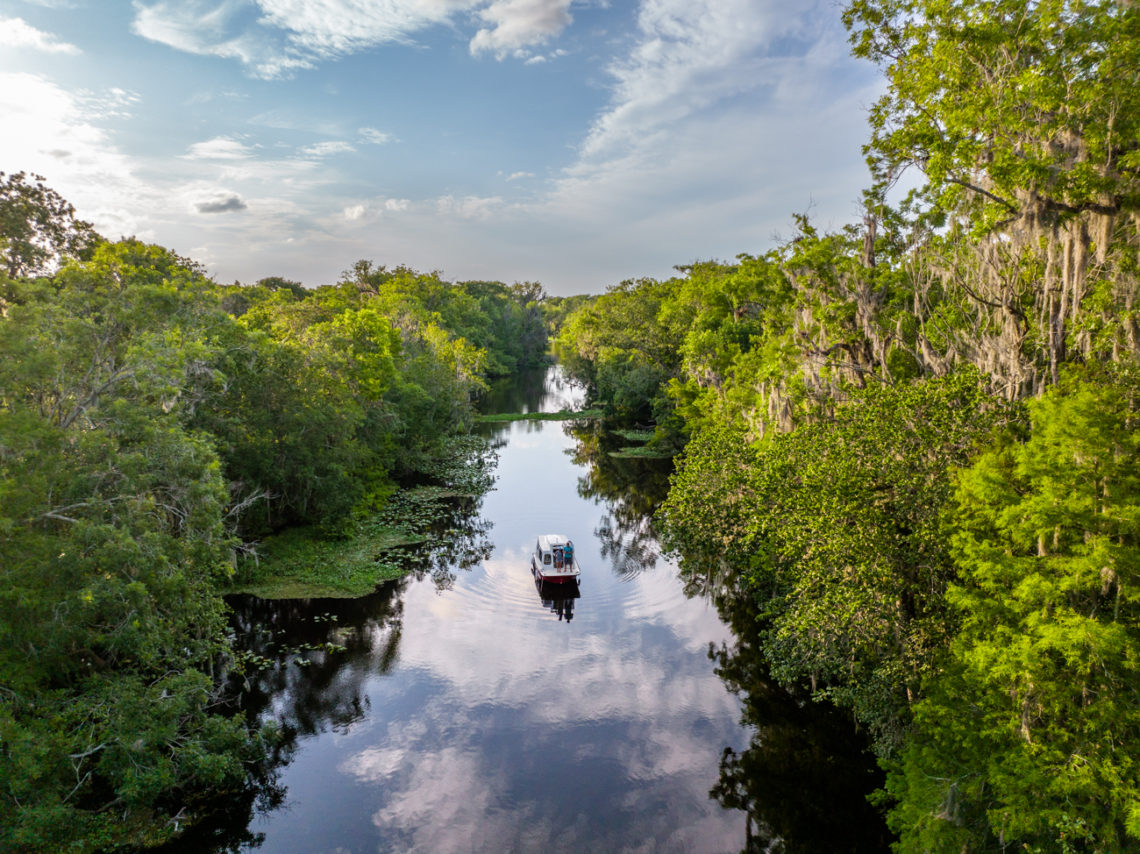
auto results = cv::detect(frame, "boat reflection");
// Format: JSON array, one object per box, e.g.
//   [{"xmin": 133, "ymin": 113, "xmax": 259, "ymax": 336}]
[{"xmin": 533, "ymin": 576, "xmax": 580, "ymax": 622}]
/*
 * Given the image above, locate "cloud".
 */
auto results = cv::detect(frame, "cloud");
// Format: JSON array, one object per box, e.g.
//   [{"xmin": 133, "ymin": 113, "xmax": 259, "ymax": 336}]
[
  {"xmin": 0, "ymin": 16, "xmax": 81, "ymax": 54},
  {"xmin": 358, "ymin": 127, "xmax": 392, "ymax": 145},
  {"xmin": 0, "ymin": 72, "xmax": 151, "ymax": 239},
  {"xmin": 504, "ymin": 171, "xmax": 534, "ymax": 181},
  {"xmin": 300, "ymin": 140, "xmax": 355, "ymax": 157},
  {"xmin": 195, "ymin": 193, "xmax": 248, "ymax": 213},
  {"xmin": 131, "ymin": 0, "xmax": 577, "ymax": 76},
  {"xmin": 436, "ymin": 194, "xmax": 505, "ymax": 220},
  {"xmin": 131, "ymin": 0, "xmax": 479, "ymax": 77},
  {"xmin": 253, "ymin": 0, "xmax": 477, "ymax": 56},
  {"xmin": 342, "ymin": 197, "xmax": 410, "ymax": 221},
  {"xmin": 184, "ymin": 136, "xmax": 253, "ymax": 159},
  {"xmin": 131, "ymin": 0, "xmax": 315, "ymax": 79},
  {"xmin": 579, "ymin": 0, "xmax": 786, "ymax": 160},
  {"xmin": 469, "ymin": 0, "xmax": 573, "ymax": 58}
]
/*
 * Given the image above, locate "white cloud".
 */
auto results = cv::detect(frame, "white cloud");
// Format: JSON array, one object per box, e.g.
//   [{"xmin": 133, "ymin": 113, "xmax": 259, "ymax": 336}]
[
  {"xmin": 342, "ymin": 197, "xmax": 409, "ymax": 222},
  {"xmin": 253, "ymin": 0, "xmax": 477, "ymax": 56},
  {"xmin": 580, "ymin": 0, "xmax": 784, "ymax": 159},
  {"xmin": 0, "ymin": 72, "xmax": 151, "ymax": 239},
  {"xmin": 436, "ymin": 194, "xmax": 505, "ymax": 220},
  {"xmin": 0, "ymin": 16, "xmax": 81, "ymax": 54},
  {"xmin": 469, "ymin": 0, "xmax": 572, "ymax": 58},
  {"xmin": 131, "ymin": 0, "xmax": 578, "ymax": 76},
  {"xmin": 300, "ymin": 140, "xmax": 355, "ymax": 157},
  {"xmin": 131, "ymin": 0, "xmax": 315, "ymax": 79},
  {"xmin": 358, "ymin": 127, "xmax": 392, "ymax": 145},
  {"xmin": 184, "ymin": 136, "xmax": 253, "ymax": 159},
  {"xmin": 131, "ymin": 0, "xmax": 480, "ymax": 77},
  {"xmin": 504, "ymin": 170, "xmax": 534, "ymax": 181}
]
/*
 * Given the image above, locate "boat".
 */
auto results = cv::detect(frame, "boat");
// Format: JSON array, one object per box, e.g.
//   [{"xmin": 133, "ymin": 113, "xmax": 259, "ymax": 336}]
[{"xmin": 530, "ymin": 534, "xmax": 581, "ymax": 584}]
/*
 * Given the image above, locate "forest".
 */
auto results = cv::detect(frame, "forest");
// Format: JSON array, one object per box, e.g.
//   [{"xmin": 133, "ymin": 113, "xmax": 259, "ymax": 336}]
[
  {"xmin": 4, "ymin": 0, "xmax": 1140, "ymax": 851},
  {"xmin": 555, "ymin": 1, "xmax": 1140, "ymax": 850}
]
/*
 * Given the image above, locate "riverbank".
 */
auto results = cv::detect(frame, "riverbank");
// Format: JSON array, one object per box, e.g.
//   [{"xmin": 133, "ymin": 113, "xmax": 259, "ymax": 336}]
[{"xmin": 228, "ymin": 435, "xmax": 497, "ymax": 598}]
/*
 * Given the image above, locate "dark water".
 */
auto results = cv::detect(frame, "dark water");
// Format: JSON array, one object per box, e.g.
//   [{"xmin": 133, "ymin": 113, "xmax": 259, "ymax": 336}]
[{"xmin": 171, "ymin": 367, "xmax": 889, "ymax": 854}]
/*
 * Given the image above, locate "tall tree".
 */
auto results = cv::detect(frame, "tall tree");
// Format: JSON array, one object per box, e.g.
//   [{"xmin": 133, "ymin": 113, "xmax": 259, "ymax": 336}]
[
  {"xmin": 888, "ymin": 367, "xmax": 1140, "ymax": 851},
  {"xmin": 844, "ymin": 0, "xmax": 1140, "ymax": 384},
  {"xmin": 0, "ymin": 171, "xmax": 97, "ymax": 279}
]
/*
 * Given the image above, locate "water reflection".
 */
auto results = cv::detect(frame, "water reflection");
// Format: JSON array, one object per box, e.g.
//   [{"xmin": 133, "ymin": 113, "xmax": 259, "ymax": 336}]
[
  {"xmin": 681, "ymin": 566, "xmax": 891, "ymax": 853},
  {"xmin": 569, "ymin": 420, "xmax": 672, "ymax": 579},
  {"xmin": 533, "ymin": 577, "xmax": 579, "ymax": 622},
  {"xmin": 479, "ymin": 364, "xmax": 581, "ymax": 415}
]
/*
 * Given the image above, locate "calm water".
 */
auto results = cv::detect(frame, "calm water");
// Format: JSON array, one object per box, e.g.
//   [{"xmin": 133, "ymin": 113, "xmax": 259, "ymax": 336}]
[{"xmin": 170, "ymin": 367, "xmax": 889, "ymax": 854}]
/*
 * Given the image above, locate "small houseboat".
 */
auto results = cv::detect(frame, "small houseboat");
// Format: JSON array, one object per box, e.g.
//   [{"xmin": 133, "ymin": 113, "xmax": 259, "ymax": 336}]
[{"xmin": 531, "ymin": 534, "xmax": 580, "ymax": 584}]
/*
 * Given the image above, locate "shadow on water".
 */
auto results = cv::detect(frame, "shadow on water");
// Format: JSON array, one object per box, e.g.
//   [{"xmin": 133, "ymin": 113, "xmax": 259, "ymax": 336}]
[{"xmin": 150, "ymin": 583, "xmax": 408, "ymax": 853}]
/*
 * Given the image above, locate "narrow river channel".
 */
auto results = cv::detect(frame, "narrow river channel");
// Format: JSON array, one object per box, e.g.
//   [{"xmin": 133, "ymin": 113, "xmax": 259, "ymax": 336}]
[{"xmin": 168, "ymin": 366, "xmax": 889, "ymax": 854}]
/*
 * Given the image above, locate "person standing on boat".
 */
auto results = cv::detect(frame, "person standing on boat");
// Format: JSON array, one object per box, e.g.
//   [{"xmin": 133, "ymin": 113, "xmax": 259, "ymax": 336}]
[{"xmin": 564, "ymin": 540, "xmax": 574, "ymax": 568}]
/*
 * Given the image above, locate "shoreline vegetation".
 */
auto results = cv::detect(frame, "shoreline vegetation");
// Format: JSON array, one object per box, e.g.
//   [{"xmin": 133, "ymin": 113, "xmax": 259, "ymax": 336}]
[
  {"xmin": 229, "ymin": 436, "xmax": 499, "ymax": 599},
  {"xmin": 548, "ymin": 0, "xmax": 1140, "ymax": 846}
]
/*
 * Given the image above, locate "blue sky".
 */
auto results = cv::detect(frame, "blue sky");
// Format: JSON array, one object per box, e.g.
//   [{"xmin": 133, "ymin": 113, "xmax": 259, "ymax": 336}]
[{"xmin": 1, "ymin": 0, "xmax": 883, "ymax": 294}]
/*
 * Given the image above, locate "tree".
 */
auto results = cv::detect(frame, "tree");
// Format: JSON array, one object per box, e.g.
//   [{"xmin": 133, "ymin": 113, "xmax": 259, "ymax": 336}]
[
  {"xmin": 0, "ymin": 242, "xmax": 259, "ymax": 851},
  {"xmin": 843, "ymin": 0, "xmax": 1140, "ymax": 382},
  {"xmin": 0, "ymin": 171, "xmax": 97, "ymax": 278},
  {"xmin": 888, "ymin": 367, "xmax": 1140, "ymax": 851},
  {"xmin": 662, "ymin": 370, "xmax": 1009, "ymax": 751}
]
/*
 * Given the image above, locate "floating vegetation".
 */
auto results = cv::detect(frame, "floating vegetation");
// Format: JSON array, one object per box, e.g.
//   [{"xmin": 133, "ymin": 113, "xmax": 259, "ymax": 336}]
[
  {"xmin": 475, "ymin": 408, "xmax": 602, "ymax": 422},
  {"xmin": 608, "ymin": 445, "xmax": 674, "ymax": 460},
  {"xmin": 611, "ymin": 429, "xmax": 655, "ymax": 443}
]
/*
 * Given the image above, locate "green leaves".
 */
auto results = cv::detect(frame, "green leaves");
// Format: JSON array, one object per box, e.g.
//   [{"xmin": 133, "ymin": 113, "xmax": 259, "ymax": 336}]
[
  {"xmin": 0, "ymin": 171, "xmax": 97, "ymax": 278},
  {"xmin": 846, "ymin": 0, "xmax": 1140, "ymax": 226},
  {"xmin": 890, "ymin": 367, "xmax": 1140, "ymax": 851}
]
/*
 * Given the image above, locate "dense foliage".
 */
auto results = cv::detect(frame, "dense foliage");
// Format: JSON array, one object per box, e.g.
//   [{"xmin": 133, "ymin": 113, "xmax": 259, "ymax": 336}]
[
  {"xmin": 555, "ymin": 1, "xmax": 1140, "ymax": 849},
  {"xmin": 0, "ymin": 191, "xmax": 547, "ymax": 851}
]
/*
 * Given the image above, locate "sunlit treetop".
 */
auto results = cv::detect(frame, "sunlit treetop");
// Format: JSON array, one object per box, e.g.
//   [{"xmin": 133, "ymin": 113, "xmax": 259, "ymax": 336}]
[{"xmin": 844, "ymin": 0, "xmax": 1140, "ymax": 230}]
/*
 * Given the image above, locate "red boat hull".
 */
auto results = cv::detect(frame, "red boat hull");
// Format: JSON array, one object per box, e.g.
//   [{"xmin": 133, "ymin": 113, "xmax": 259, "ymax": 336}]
[{"xmin": 536, "ymin": 573, "xmax": 577, "ymax": 584}]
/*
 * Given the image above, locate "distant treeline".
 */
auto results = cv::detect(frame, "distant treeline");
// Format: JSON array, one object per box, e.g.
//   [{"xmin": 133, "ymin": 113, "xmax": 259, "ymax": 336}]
[
  {"xmin": 0, "ymin": 171, "xmax": 552, "ymax": 852},
  {"xmin": 557, "ymin": 1, "xmax": 1140, "ymax": 849}
]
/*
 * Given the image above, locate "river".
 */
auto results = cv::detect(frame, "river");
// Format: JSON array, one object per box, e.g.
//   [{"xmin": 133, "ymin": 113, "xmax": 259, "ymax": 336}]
[{"xmin": 166, "ymin": 366, "xmax": 889, "ymax": 854}]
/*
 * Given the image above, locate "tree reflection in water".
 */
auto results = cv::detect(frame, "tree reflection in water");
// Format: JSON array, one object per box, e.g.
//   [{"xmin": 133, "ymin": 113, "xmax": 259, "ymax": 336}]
[
  {"xmin": 151, "ymin": 477, "xmax": 493, "ymax": 853},
  {"xmin": 686, "ymin": 565, "xmax": 892, "ymax": 853},
  {"xmin": 568, "ymin": 420, "xmax": 672, "ymax": 579}
]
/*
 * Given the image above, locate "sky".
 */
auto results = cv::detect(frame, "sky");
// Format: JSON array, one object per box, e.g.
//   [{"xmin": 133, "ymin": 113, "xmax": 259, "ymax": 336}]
[{"xmin": 0, "ymin": 0, "xmax": 884, "ymax": 295}]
